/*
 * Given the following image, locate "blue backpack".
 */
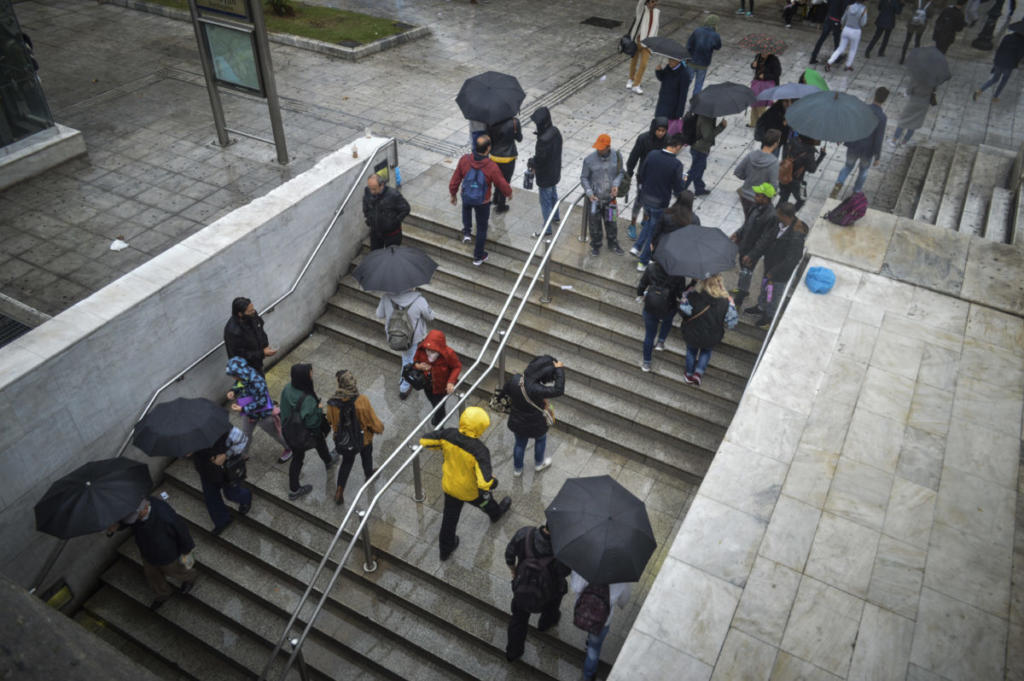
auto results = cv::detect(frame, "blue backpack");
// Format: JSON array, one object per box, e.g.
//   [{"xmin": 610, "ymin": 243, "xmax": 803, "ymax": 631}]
[{"xmin": 461, "ymin": 166, "xmax": 487, "ymax": 206}]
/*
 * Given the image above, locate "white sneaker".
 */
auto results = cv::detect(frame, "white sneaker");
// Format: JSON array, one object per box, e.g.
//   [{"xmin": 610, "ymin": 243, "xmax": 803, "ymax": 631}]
[
  {"xmin": 641, "ymin": 361, "xmax": 651, "ymax": 372},
  {"xmin": 628, "ymin": 247, "xmax": 640, "ymax": 257},
  {"xmin": 535, "ymin": 458, "xmax": 553, "ymax": 472},
  {"xmin": 632, "ymin": 85, "xmax": 644, "ymax": 95},
  {"xmin": 636, "ymin": 261, "xmax": 646, "ymax": 272},
  {"xmin": 513, "ymin": 467, "xmax": 523, "ymax": 477},
  {"xmin": 626, "ymin": 79, "xmax": 634, "ymax": 89}
]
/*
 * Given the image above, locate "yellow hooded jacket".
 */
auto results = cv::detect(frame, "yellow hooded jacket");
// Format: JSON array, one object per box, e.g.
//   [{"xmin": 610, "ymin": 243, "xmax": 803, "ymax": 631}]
[{"xmin": 419, "ymin": 407, "xmax": 496, "ymax": 502}]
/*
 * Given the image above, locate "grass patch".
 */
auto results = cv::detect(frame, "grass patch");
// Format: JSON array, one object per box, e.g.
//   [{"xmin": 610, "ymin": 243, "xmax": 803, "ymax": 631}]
[{"xmin": 143, "ymin": 0, "xmax": 407, "ymax": 45}]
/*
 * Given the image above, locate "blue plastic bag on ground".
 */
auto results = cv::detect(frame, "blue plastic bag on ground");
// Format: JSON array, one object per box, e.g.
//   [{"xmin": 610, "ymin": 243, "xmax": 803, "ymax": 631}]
[{"xmin": 805, "ymin": 266, "xmax": 835, "ymax": 294}]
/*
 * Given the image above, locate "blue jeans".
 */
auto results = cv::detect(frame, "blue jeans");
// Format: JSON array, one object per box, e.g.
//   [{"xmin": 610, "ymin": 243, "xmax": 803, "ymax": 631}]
[
  {"xmin": 685, "ymin": 149, "xmax": 708, "ymax": 193},
  {"xmin": 635, "ymin": 205, "xmax": 663, "ymax": 265},
  {"xmin": 512, "ymin": 433, "xmax": 547, "ymax": 470},
  {"xmin": 837, "ymin": 152, "xmax": 871, "ymax": 194},
  {"xmin": 200, "ymin": 476, "xmax": 251, "ymax": 530},
  {"xmin": 583, "ymin": 624, "xmax": 611, "ymax": 680},
  {"xmin": 688, "ymin": 67, "xmax": 708, "ymax": 96},
  {"xmin": 538, "ymin": 185, "xmax": 561, "ymax": 234},
  {"xmin": 461, "ymin": 202, "xmax": 491, "ymax": 260},
  {"xmin": 642, "ymin": 309, "xmax": 675, "ymax": 362},
  {"xmin": 892, "ymin": 126, "xmax": 915, "ymax": 143},
  {"xmin": 979, "ymin": 67, "xmax": 1012, "ymax": 98},
  {"xmin": 685, "ymin": 345, "xmax": 713, "ymax": 376},
  {"xmin": 399, "ymin": 343, "xmax": 417, "ymax": 392}
]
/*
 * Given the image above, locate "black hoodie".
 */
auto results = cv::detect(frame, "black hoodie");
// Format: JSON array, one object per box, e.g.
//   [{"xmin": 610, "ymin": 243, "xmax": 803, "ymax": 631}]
[
  {"xmin": 626, "ymin": 117, "xmax": 670, "ymax": 176},
  {"xmin": 529, "ymin": 107, "xmax": 562, "ymax": 188}
]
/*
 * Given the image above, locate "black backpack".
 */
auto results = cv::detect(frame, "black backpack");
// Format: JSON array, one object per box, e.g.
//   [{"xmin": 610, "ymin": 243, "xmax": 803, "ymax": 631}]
[
  {"xmin": 644, "ymin": 282, "xmax": 673, "ymax": 316},
  {"xmin": 282, "ymin": 394, "xmax": 311, "ymax": 451},
  {"xmin": 573, "ymin": 583, "xmax": 611, "ymax": 634},
  {"xmin": 512, "ymin": 529, "xmax": 558, "ymax": 613},
  {"xmin": 680, "ymin": 112, "xmax": 699, "ymax": 147},
  {"xmin": 328, "ymin": 398, "xmax": 363, "ymax": 455}
]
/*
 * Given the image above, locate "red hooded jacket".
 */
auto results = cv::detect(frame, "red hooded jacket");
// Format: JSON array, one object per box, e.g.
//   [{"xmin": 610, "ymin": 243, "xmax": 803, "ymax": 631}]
[
  {"xmin": 448, "ymin": 152, "xmax": 513, "ymax": 205},
  {"xmin": 413, "ymin": 329, "xmax": 462, "ymax": 394}
]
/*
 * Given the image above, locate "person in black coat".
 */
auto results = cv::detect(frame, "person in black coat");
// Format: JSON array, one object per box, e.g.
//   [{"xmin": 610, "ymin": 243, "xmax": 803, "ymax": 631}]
[
  {"xmin": 679, "ymin": 275, "xmax": 736, "ymax": 386},
  {"xmin": 528, "ymin": 107, "xmax": 563, "ymax": 237},
  {"xmin": 650, "ymin": 191, "xmax": 700, "ymax": 254},
  {"xmin": 224, "ymin": 297, "xmax": 275, "ymax": 375},
  {"xmin": 778, "ymin": 134, "xmax": 826, "ymax": 211},
  {"xmin": 654, "ymin": 59, "xmax": 691, "ymax": 121},
  {"xmin": 744, "ymin": 202, "xmax": 808, "ymax": 326},
  {"xmin": 500, "ymin": 355, "xmax": 565, "ymax": 475},
  {"xmin": 731, "ymin": 184, "xmax": 778, "ymax": 308},
  {"xmin": 487, "ymin": 116, "xmax": 523, "ymax": 213},
  {"xmin": 932, "ymin": 0, "xmax": 966, "ymax": 53},
  {"xmin": 504, "ymin": 524, "xmax": 571, "ymax": 662},
  {"xmin": 637, "ymin": 260, "xmax": 687, "ymax": 371},
  {"xmin": 362, "ymin": 175, "xmax": 410, "ymax": 250},
  {"xmin": 191, "ymin": 429, "xmax": 252, "ymax": 535},
  {"xmin": 865, "ymin": 0, "xmax": 903, "ymax": 57},
  {"xmin": 625, "ymin": 117, "xmax": 669, "ymax": 238},
  {"xmin": 754, "ymin": 99, "xmax": 791, "ymax": 154},
  {"xmin": 974, "ymin": 32, "xmax": 1024, "ymax": 101},
  {"xmin": 810, "ymin": 0, "xmax": 850, "ymax": 62}
]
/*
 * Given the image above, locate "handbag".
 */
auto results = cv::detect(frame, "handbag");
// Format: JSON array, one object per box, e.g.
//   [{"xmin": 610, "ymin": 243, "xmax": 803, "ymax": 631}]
[
  {"xmin": 619, "ymin": 34, "xmax": 638, "ymax": 56},
  {"xmin": 224, "ymin": 454, "xmax": 247, "ymax": 483},
  {"xmin": 489, "ymin": 391, "xmax": 512, "ymax": 414},
  {"xmin": 520, "ymin": 377, "xmax": 555, "ymax": 427}
]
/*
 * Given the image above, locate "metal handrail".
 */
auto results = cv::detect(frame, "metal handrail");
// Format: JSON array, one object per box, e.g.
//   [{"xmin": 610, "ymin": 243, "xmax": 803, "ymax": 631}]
[
  {"xmin": 259, "ymin": 182, "xmax": 587, "ymax": 681},
  {"xmin": 27, "ymin": 139, "xmax": 398, "ymax": 596}
]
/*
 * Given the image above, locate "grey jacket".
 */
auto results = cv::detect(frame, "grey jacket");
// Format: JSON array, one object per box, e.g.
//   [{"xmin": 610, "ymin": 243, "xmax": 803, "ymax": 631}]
[
  {"xmin": 580, "ymin": 149, "xmax": 624, "ymax": 201},
  {"xmin": 376, "ymin": 291, "xmax": 433, "ymax": 347},
  {"xmin": 734, "ymin": 149, "xmax": 780, "ymax": 201}
]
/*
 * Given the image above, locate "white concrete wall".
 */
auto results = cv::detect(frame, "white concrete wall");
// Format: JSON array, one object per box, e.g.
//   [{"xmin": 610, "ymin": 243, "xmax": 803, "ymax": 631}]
[{"xmin": 0, "ymin": 137, "xmax": 395, "ymax": 601}]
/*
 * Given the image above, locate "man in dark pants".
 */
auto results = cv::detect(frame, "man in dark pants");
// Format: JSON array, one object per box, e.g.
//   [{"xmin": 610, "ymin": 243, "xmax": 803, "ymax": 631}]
[
  {"xmin": 504, "ymin": 524, "xmax": 570, "ymax": 662},
  {"xmin": 864, "ymin": 0, "xmax": 902, "ymax": 57},
  {"xmin": 900, "ymin": 0, "xmax": 933, "ymax": 63},
  {"xmin": 810, "ymin": 0, "xmax": 849, "ymax": 62},
  {"xmin": 487, "ymin": 115, "xmax": 522, "ymax": 213},
  {"xmin": 362, "ymin": 174, "xmax": 410, "ymax": 250},
  {"xmin": 527, "ymin": 106, "xmax": 563, "ymax": 238},
  {"xmin": 420, "ymin": 406, "xmax": 511, "ymax": 561},
  {"xmin": 224, "ymin": 297, "xmax": 276, "ymax": 375},
  {"xmin": 190, "ymin": 429, "xmax": 252, "ymax": 535},
  {"xmin": 448, "ymin": 135, "xmax": 513, "ymax": 267},
  {"xmin": 932, "ymin": 0, "xmax": 967, "ymax": 53}
]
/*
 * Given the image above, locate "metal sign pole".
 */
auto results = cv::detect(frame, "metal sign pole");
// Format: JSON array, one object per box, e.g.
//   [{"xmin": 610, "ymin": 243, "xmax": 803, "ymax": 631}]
[
  {"xmin": 187, "ymin": 0, "xmax": 231, "ymax": 147},
  {"xmin": 248, "ymin": 0, "xmax": 289, "ymax": 165}
]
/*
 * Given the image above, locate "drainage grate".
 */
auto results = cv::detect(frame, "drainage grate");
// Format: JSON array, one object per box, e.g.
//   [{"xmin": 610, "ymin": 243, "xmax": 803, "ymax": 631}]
[
  {"xmin": 0, "ymin": 314, "xmax": 31, "ymax": 349},
  {"xmin": 581, "ymin": 16, "xmax": 622, "ymax": 29}
]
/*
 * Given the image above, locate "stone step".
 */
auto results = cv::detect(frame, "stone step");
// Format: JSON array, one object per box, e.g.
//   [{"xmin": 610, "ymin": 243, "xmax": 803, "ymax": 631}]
[
  {"xmin": 73, "ymin": 610, "xmax": 196, "ymax": 681},
  {"xmin": 894, "ymin": 145, "xmax": 934, "ymax": 218},
  {"xmin": 158, "ymin": 464, "xmax": 604, "ymax": 679},
  {"xmin": 318, "ymin": 303, "xmax": 719, "ymax": 479},
  {"xmin": 872, "ymin": 144, "xmax": 916, "ymax": 213},
  {"xmin": 984, "ymin": 186, "xmax": 1013, "ymax": 244},
  {"xmin": 951, "ymin": 148, "xmax": 1014, "ymax": 237},
  {"xmin": 914, "ymin": 142, "xmax": 956, "ymax": 224},
  {"xmin": 934, "ymin": 144, "xmax": 977, "ymax": 230},
  {"xmin": 82, "ymin": 586, "xmax": 259, "ymax": 681},
  {"xmin": 1015, "ymin": 183, "xmax": 1024, "ymax": 246}
]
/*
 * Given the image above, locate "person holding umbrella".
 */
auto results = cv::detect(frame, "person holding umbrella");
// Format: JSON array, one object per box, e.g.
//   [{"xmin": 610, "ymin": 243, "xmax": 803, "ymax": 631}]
[
  {"xmin": 224, "ymin": 297, "xmax": 276, "ymax": 376},
  {"xmin": 627, "ymin": 0, "xmax": 661, "ymax": 94},
  {"xmin": 189, "ymin": 428, "xmax": 251, "ymax": 535},
  {"xmin": 413, "ymin": 329, "xmax": 462, "ymax": 427},
  {"xmin": 637, "ymin": 259, "xmax": 687, "ymax": 372},
  {"xmin": 680, "ymin": 275, "xmax": 738, "ymax": 386},
  {"xmin": 280, "ymin": 364, "xmax": 337, "ymax": 501},
  {"xmin": 654, "ymin": 57, "xmax": 691, "ymax": 134},
  {"xmin": 362, "ymin": 175, "xmax": 410, "ymax": 250},
  {"xmin": 571, "ymin": 572, "xmax": 633, "ymax": 681},
  {"xmin": 504, "ymin": 524, "xmax": 571, "ymax": 662},
  {"xmin": 449, "ymin": 135, "xmax": 513, "ymax": 267},
  {"xmin": 497, "ymin": 355, "xmax": 565, "ymax": 476},
  {"xmin": 375, "ymin": 289, "xmax": 434, "ymax": 400},
  {"xmin": 890, "ymin": 48, "xmax": 948, "ymax": 146},
  {"xmin": 226, "ymin": 356, "xmax": 292, "ymax": 464},
  {"xmin": 830, "ymin": 87, "xmax": 889, "ymax": 198},
  {"xmin": 683, "ymin": 112, "xmax": 727, "ymax": 196},
  {"xmin": 973, "ymin": 31, "xmax": 1024, "ymax": 102},
  {"xmin": 487, "ymin": 114, "xmax": 523, "ymax": 214},
  {"xmin": 743, "ymin": 201, "xmax": 809, "ymax": 327}
]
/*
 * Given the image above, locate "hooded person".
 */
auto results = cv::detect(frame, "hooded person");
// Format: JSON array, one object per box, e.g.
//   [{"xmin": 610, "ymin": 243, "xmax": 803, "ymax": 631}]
[
  {"xmin": 685, "ymin": 15, "xmax": 722, "ymax": 95},
  {"xmin": 226, "ymin": 356, "xmax": 292, "ymax": 463},
  {"xmin": 527, "ymin": 107, "xmax": 563, "ymax": 238},
  {"xmin": 326, "ymin": 370, "xmax": 384, "ymax": 506},
  {"xmin": 498, "ymin": 355, "xmax": 566, "ymax": 475},
  {"xmin": 280, "ymin": 363, "xmax": 337, "ymax": 501},
  {"xmin": 487, "ymin": 115, "xmax": 523, "ymax": 213},
  {"xmin": 420, "ymin": 406, "xmax": 512, "ymax": 560},
  {"xmin": 731, "ymin": 182, "xmax": 778, "ymax": 307},
  {"xmin": 413, "ymin": 329, "xmax": 463, "ymax": 427},
  {"xmin": 625, "ymin": 117, "xmax": 670, "ymax": 238}
]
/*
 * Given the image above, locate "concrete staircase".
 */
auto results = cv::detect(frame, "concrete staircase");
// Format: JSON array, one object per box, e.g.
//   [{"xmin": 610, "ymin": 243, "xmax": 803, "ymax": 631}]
[
  {"xmin": 891, "ymin": 141, "xmax": 1018, "ymax": 242},
  {"xmin": 77, "ymin": 210, "xmax": 763, "ymax": 681}
]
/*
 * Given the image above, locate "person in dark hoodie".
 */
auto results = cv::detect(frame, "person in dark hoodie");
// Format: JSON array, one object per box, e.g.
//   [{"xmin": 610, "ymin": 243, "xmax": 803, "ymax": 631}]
[
  {"xmin": 499, "ymin": 355, "xmax": 565, "ymax": 476},
  {"xmin": 527, "ymin": 107, "xmax": 563, "ymax": 238},
  {"xmin": 685, "ymin": 15, "xmax": 722, "ymax": 96},
  {"xmin": 974, "ymin": 32, "xmax": 1024, "ymax": 102},
  {"xmin": 683, "ymin": 113, "xmax": 726, "ymax": 196},
  {"xmin": 754, "ymin": 99, "xmax": 791, "ymax": 155},
  {"xmin": 449, "ymin": 135, "xmax": 513, "ymax": 266},
  {"xmin": 362, "ymin": 174, "xmax": 410, "ymax": 250},
  {"xmin": 654, "ymin": 58, "xmax": 691, "ymax": 126},
  {"xmin": 504, "ymin": 524, "xmax": 571, "ymax": 662},
  {"xmin": 778, "ymin": 134, "xmax": 826, "ymax": 211},
  {"xmin": 864, "ymin": 0, "xmax": 903, "ymax": 57},
  {"xmin": 637, "ymin": 260, "xmax": 687, "ymax": 372},
  {"xmin": 679, "ymin": 275, "xmax": 737, "ymax": 386},
  {"xmin": 625, "ymin": 117, "xmax": 669, "ymax": 239},
  {"xmin": 280, "ymin": 363, "xmax": 336, "ymax": 501},
  {"xmin": 734, "ymin": 129, "xmax": 781, "ymax": 218},
  {"xmin": 487, "ymin": 115, "xmax": 523, "ymax": 214},
  {"xmin": 932, "ymin": 0, "xmax": 966, "ymax": 53},
  {"xmin": 810, "ymin": 0, "xmax": 850, "ymax": 63},
  {"xmin": 190, "ymin": 428, "xmax": 252, "ymax": 535},
  {"xmin": 224, "ymin": 297, "xmax": 276, "ymax": 375},
  {"xmin": 730, "ymin": 183, "xmax": 778, "ymax": 308},
  {"xmin": 633, "ymin": 134, "xmax": 686, "ymax": 271},
  {"xmin": 413, "ymin": 329, "xmax": 462, "ymax": 427},
  {"xmin": 743, "ymin": 201, "xmax": 809, "ymax": 327},
  {"xmin": 831, "ymin": 87, "xmax": 888, "ymax": 198}
]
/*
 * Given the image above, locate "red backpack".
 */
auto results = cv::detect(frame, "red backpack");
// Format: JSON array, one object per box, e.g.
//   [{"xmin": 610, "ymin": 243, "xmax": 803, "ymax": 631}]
[{"xmin": 827, "ymin": 192, "xmax": 868, "ymax": 226}]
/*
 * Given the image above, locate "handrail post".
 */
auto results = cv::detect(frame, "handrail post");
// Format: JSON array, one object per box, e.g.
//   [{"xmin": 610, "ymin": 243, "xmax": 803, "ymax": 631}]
[
  {"xmin": 409, "ymin": 444, "xmax": 425, "ymax": 503},
  {"xmin": 455, "ymin": 391, "xmax": 467, "ymax": 417},
  {"xmin": 496, "ymin": 330, "xmax": 507, "ymax": 390},
  {"xmin": 356, "ymin": 510, "xmax": 378, "ymax": 573},
  {"xmin": 540, "ymin": 237, "xmax": 553, "ymax": 304},
  {"xmin": 579, "ymin": 200, "xmax": 589, "ymax": 242},
  {"xmin": 289, "ymin": 638, "xmax": 312, "ymax": 681}
]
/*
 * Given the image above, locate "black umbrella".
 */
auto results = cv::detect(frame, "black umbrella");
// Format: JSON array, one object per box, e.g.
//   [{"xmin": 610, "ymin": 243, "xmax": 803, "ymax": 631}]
[
  {"xmin": 1009, "ymin": 20, "xmax": 1024, "ymax": 35},
  {"xmin": 655, "ymin": 225, "xmax": 738, "ymax": 279},
  {"xmin": 456, "ymin": 71, "xmax": 526, "ymax": 126},
  {"xmin": 133, "ymin": 397, "xmax": 230, "ymax": 458},
  {"xmin": 785, "ymin": 91, "xmax": 878, "ymax": 142},
  {"xmin": 35, "ymin": 458, "xmax": 152, "ymax": 538},
  {"xmin": 545, "ymin": 475, "xmax": 656, "ymax": 583},
  {"xmin": 642, "ymin": 36, "xmax": 687, "ymax": 60},
  {"xmin": 353, "ymin": 245, "xmax": 438, "ymax": 294},
  {"xmin": 904, "ymin": 46, "xmax": 951, "ymax": 89},
  {"xmin": 689, "ymin": 82, "xmax": 757, "ymax": 117}
]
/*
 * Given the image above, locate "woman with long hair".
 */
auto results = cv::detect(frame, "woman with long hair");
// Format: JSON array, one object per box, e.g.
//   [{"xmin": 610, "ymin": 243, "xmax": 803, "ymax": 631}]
[{"xmin": 678, "ymin": 275, "xmax": 738, "ymax": 386}]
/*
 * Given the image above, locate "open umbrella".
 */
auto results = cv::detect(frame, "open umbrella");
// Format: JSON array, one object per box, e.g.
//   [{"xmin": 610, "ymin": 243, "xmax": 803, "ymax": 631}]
[
  {"xmin": 456, "ymin": 71, "xmax": 525, "ymax": 126},
  {"xmin": 801, "ymin": 68, "xmax": 829, "ymax": 91},
  {"xmin": 545, "ymin": 475, "xmax": 656, "ymax": 583},
  {"xmin": 641, "ymin": 36, "xmax": 687, "ymax": 60},
  {"xmin": 784, "ymin": 91, "xmax": 879, "ymax": 142},
  {"xmin": 1008, "ymin": 20, "xmax": 1024, "ymax": 35},
  {"xmin": 353, "ymin": 245, "xmax": 438, "ymax": 294},
  {"xmin": 738, "ymin": 33, "xmax": 788, "ymax": 55},
  {"xmin": 689, "ymin": 82, "xmax": 756, "ymax": 117},
  {"xmin": 655, "ymin": 225, "xmax": 738, "ymax": 279},
  {"xmin": 904, "ymin": 46, "xmax": 951, "ymax": 89},
  {"xmin": 133, "ymin": 397, "xmax": 230, "ymax": 458},
  {"xmin": 757, "ymin": 83, "xmax": 822, "ymax": 101},
  {"xmin": 35, "ymin": 458, "xmax": 152, "ymax": 538}
]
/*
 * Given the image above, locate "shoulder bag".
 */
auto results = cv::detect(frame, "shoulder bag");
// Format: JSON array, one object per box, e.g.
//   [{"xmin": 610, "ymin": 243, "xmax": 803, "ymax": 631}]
[{"xmin": 520, "ymin": 377, "xmax": 555, "ymax": 426}]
